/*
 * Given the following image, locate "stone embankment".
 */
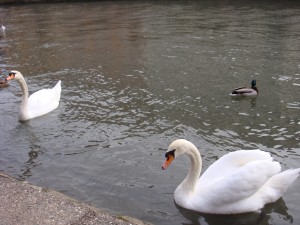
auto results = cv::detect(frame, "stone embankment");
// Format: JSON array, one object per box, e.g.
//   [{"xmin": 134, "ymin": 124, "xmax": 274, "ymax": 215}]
[
  {"xmin": 0, "ymin": 173, "xmax": 151, "ymax": 225},
  {"xmin": 0, "ymin": 0, "xmax": 86, "ymax": 3}
]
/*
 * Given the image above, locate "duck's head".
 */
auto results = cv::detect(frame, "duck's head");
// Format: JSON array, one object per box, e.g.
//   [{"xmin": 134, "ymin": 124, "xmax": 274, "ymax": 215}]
[
  {"xmin": 251, "ymin": 79, "xmax": 257, "ymax": 87},
  {"xmin": 162, "ymin": 139, "xmax": 196, "ymax": 170},
  {"xmin": 5, "ymin": 70, "xmax": 22, "ymax": 81}
]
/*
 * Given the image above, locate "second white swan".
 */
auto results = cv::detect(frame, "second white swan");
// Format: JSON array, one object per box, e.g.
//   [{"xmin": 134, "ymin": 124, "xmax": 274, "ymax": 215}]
[
  {"xmin": 162, "ymin": 139, "xmax": 300, "ymax": 214},
  {"xmin": 6, "ymin": 70, "xmax": 61, "ymax": 121}
]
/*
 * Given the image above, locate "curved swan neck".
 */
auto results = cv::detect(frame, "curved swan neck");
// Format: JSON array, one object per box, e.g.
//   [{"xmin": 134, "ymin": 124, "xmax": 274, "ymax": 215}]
[
  {"xmin": 16, "ymin": 75, "xmax": 29, "ymax": 120},
  {"xmin": 17, "ymin": 76, "xmax": 29, "ymax": 103},
  {"xmin": 177, "ymin": 144, "xmax": 202, "ymax": 195}
]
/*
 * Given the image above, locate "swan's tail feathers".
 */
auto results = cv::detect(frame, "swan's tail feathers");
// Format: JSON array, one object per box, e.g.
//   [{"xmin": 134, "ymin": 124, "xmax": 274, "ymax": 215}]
[
  {"xmin": 264, "ymin": 168, "xmax": 300, "ymax": 203},
  {"xmin": 54, "ymin": 80, "xmax": 61, "ymax": 90},
  {"xmin": 54, "ymin": 80, "xmax": 62, "ymax": 101}
]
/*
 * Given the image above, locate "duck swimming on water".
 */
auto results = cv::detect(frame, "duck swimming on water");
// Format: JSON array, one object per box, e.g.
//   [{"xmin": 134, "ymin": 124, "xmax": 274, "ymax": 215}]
[
  {"xmin": 230, "ymin": 80, "xmax": 258, "ymax": 97},
  {"xmin": 0, "ymin": 79, "xmax": 8, "ymax": 88}
]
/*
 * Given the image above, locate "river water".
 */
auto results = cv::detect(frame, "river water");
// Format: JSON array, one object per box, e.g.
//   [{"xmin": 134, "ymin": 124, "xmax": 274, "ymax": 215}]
[{"xmin": 0, "ymin": 1, "xmax": 299, "ymax": 225}]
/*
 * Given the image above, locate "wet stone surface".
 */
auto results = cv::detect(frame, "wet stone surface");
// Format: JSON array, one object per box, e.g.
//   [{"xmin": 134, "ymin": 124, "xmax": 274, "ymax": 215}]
[{"xmin": 0, "ymin": 173, "xmax": 149, "ymax": 225}]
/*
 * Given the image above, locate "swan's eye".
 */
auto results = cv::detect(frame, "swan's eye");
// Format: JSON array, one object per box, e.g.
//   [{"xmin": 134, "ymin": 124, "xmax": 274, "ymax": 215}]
[{"xmin": 165, "ymin": 149, "xmax": 175, "ymax": 159}]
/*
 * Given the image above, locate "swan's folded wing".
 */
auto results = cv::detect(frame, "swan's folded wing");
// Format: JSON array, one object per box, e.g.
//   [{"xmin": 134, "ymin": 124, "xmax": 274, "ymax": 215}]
[
  {"xmin": 27, "ymin": 81, "xmax": 61, "ymax": 118},
  {"xmin": 196, "ymin": 160, "xmax": 281, "ymax": 206},
  {"xmin": 199, "ymin": 150, "xmax": 272, "ymax": 186}
]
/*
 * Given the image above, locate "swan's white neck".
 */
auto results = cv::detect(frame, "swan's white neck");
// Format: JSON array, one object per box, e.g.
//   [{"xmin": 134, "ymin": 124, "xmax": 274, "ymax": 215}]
[
  {"xmin": 16, "ymin": 75, "xmax": 29, "ymax": 121},
  {"xmin": 175, "ymin": 144, "xmax": 202, "ymax": 206}
]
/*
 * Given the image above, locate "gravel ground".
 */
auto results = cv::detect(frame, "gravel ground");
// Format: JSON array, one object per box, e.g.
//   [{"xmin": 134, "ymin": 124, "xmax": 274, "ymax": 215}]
[{"xmin": 0, "ymin": 173, "xmax": 151, "ymax": 225}]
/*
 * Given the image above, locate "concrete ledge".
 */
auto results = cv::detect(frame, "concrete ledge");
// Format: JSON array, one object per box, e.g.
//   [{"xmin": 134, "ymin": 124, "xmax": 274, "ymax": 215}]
[
  {"xmin": 0, "ymin": 0, "xmax": 91, "ymax": 3},
  {"xmin": 0, "ymin": 173, "xmax": 151, "ymax": 225}
]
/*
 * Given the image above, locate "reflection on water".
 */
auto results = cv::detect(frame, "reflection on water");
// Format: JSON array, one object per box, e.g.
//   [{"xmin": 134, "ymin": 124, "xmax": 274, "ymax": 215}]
[
  {"xmin": 177, "ymin": 198, "xmax": 293, "ymax": 225},
  {"xmin": 0, "ymin": 1, "xmax": 299, "ymax": 225}
]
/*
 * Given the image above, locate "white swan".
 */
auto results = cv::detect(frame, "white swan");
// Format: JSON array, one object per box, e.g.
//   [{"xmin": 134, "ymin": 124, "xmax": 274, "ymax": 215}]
[
  {"xmin": 162, "ymin": 139, "xmax": 300, "ymax": 214},
  {"xmin": 6, "ymin": 70, "xmax": 61, "ymax": 121}
]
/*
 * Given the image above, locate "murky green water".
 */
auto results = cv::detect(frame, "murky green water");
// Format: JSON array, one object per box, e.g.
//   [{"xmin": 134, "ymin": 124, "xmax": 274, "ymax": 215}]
[{"xmin": 0, "ymin": 1, "xmax": 299, "ymax": 225}]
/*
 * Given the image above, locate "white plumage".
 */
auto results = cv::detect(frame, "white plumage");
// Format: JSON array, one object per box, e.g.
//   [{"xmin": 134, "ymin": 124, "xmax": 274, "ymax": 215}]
[
  {"xmin": 162, "ymin": 139, "xmax": 300, "ymax": 214},
  {"xmin": 6, "ymin": 70, "xmax": 61, "ymax": 121}
]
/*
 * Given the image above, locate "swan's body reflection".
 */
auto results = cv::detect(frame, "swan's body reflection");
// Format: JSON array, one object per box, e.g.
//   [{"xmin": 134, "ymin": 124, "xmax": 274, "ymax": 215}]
[
  {"xmin": 177, "ymin": 198, "xmax": 293, "ymax": 225},
  {"xmin": 17, "ymin": 116, "xmax": 59, "ymax": 180}
]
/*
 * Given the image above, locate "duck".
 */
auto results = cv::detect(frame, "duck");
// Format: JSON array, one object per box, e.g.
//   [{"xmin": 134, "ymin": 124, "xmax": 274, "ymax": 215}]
[
  {"xmin": 230, "ymin": 80, "xmax": 258, "ymax": 97},
  {"xmin": 5, "ymin": 70, "xmax": 61, "ymax": 121},
  {"xmin": 0, "ymin": 79, "xmax": 9, "ymax": 88},
  {"xmin": 162, "ymin": 139, "xmax": 300, "ymax": 214}
]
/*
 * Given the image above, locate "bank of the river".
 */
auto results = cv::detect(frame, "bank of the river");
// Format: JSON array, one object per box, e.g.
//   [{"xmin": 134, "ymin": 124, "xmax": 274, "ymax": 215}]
[
  {"xmin": 0, "ymin": 0, "xmax": 92, "ymax": 3},
  {"xmin": 0, "ymin": 173, "xmax": 151, "ymax": 225}
]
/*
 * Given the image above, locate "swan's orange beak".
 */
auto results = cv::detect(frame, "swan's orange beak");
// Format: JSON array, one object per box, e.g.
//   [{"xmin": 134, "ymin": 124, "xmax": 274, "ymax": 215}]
[
  {"xmin": 162, "ymin": 155, "xmax": 174, "ymax": 170},
  {"xmin": 5, "ymin": 73, "xmax": 15, "ymax": 81}
]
